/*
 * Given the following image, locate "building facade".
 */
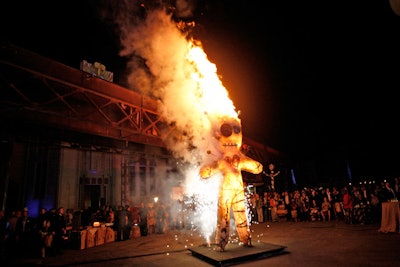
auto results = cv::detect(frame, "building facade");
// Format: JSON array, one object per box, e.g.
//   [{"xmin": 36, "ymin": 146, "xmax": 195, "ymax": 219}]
[{"xmin": 0, "ymin": 44, "xmax": 279, "ymax": 218}]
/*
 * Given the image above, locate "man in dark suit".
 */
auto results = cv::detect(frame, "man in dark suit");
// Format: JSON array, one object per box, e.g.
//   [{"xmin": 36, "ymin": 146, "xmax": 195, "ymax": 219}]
[
  {"xmin": 380, "ymin": 182, "xmax": 397, "ymax": 202},
  {"xmin": 52, "ymin": 207, "xmax": 67, "ymax": 255},
  {"xmin": 15, "ymin": 207, "xmax": 35, "ymax": 257}
]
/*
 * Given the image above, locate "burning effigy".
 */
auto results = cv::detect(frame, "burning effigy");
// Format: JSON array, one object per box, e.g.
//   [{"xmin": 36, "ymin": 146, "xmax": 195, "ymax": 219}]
[
  {"xmin": 199, "ymin": 116, "xmax": 263, "ymax": 251},
  {"xmin": 113, "ymin": 2, "xmax": 263, "ymax": 252}
]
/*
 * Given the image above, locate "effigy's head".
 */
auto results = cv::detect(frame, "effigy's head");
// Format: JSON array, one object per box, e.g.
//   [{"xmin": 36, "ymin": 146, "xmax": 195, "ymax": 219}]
[{"xmin": 213, "ymin": 117, "xmax": 242, "ymax": 152}]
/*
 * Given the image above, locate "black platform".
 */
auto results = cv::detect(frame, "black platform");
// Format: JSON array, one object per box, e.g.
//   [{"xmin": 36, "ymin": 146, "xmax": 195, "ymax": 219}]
[{"xmin": 189, "ymin": 242, "xmax": 288, "ymax": 266}]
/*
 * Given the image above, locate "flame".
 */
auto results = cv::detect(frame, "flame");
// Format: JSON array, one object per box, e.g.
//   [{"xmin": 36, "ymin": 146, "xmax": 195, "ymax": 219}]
[
  {"xmin": 117, "ymin": 7, "xmax": 245, "ymax": 245},
  {"xmin": 185, "ymin": 40, "xmax": 238, "ymax": 120}
]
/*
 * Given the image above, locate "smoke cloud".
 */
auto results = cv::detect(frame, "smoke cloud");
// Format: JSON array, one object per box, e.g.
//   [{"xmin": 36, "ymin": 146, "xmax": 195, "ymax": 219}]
[
  {"xmin": 105, "ymin": 1, "xmax": 240, "ymax": 241},
  {"xmin": 111, "ymin": 1, "xmax": 237, "ymax": 166}
]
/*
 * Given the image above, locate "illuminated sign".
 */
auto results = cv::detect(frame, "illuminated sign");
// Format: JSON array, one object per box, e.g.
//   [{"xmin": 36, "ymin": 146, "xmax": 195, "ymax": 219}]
[{"xmin": 80, "ymin": 60, "xmax": 114, "ymax": 82}]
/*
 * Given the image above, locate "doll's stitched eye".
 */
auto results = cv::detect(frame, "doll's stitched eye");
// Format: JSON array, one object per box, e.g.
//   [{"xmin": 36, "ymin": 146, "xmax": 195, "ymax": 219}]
[
  {"xmin": 220, "ymin": 124, "xmax": 232, "ymax": 137},
  {"xmin": 220, "ymin": 123, "xmax": 241, "ymax": 137}
]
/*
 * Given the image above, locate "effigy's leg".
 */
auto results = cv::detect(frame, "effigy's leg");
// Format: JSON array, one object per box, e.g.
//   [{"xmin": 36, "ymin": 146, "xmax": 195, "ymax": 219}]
[
  {"xmin": 231, "ymin": 189, "xmax": 252, "ymax": 246},
  {"xmin": 215, "ymin": 195, "xmax": 231, "ymax": 251}
]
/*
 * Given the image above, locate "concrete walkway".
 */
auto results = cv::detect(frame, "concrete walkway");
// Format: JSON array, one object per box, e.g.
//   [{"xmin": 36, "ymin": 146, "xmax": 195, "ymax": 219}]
[{"xmin": 7, "ymin": 220, "xmax": 400, "ymax": 267}]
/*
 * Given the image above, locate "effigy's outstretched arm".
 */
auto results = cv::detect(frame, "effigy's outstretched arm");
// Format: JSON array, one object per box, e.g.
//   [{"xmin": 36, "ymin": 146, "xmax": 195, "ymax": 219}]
[
  {"xmin": 199, "ymin": 161, "xmax": 220, "ymax": 178},
  {"xmin": 239, "ymin": 156, "xmax": 263, "ymax": 174}
]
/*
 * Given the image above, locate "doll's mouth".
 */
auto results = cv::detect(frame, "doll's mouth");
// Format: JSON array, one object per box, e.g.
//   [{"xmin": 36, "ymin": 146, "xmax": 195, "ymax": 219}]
[{"xmin": 223, "ymin": 143, "xmax": 237, "ymax": 147}]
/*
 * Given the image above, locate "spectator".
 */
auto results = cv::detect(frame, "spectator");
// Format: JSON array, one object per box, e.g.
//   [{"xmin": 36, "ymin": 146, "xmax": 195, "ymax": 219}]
[
  {"xmin": 255, "ymin": 194, "xmax": 264, "ymax": 223},
  {"xmin": 51, "ymin": 207, "xmax": 67, "ymax": 255},
  {"xmin": 310, "ymin": 199, "xmax": 320, "ymax": 222},
  {"xmin": 263, "ymin": 192, "xmax": 270, "ymax": 222},
  {"xmin": 379, "ymin": 182, "xmax": 397, "ymax": 202},
  {"xmin": 6, "ymin": 210, "xmax": 20, "ymax": 257},
  {"xmin": 65, "ymin": 209, "xmax": 74, "ymax": 227},
  {"xmin": 115, "ymin": 205, "xmax": 128, "ymax": 241},
  {"xmin": 320, "ymin": 197, "xmax": 331, "ymax": 222},
  {"xmin": 124, "ymin": 205, "xmax": 132, "ymax": 240},
  {"xmin": 290, "ymin": 198, "xmax": 299, "ymax": 222},
  {"xmin": 139, "ymin": 202, "xmax": 148, "ymax": 236},
  {"xmin": 106, "ymin": 206, "xmax": 115, "ymax": 224},
  {"xmin": 353, "ymin": 193, "xmax": 367, "ymax": 224},
  {"xmin": 342, "ymin": 188, "xmax": 354, "ymax": 224},
  {"xmin": 269, "ymin": 192, "xmax": 279, "ymax": 222},
  {"xmin": 369, "ymin": 192, "xmax": 381, "ymax": 223},
  {"xmin": 155, "ymin": 203, "xmax": 165, "ymax": 234},
  {"xmin": 282, "ymin": 191, "xmax": 291, "ymax": 221},
  {"xmin": 299, "ymin": 190, "xmax": 310, "ymax": 222},
  {"xmin": 16, "ymin": 207, "xmax": 35, "ymax": 256},
  {"xmin": 130, "ymin": 205, "xmax": 140, "ymax": 225},
  {"xmin": 38, "ymin": 209, "xmax": 53, "ymax": 259},
  {"xmin": 163, "ymin": 204, "xmax": 171, "ymax": 233},
  {"xmin": 147, "ymin": 206, "xmax": 156, "ymax": 235},
  {"xmin": 0, "ymin": 210, "xmax": 7, "ymax": 261},
  {"xmin": 331, "ymin": 187, "xmax": 343, "ymax": 221}
]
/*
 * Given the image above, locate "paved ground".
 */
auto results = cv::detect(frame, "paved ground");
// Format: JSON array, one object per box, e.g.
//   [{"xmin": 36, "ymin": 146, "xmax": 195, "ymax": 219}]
[{"xmin": 7, "ymin": 220, "xmax": 400, "ymax": 267}]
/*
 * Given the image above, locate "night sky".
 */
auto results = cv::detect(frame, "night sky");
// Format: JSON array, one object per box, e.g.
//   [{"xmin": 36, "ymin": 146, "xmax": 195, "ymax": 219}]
[{"xmin": 2, "ymin": 0, "xmax": 400, "ymax": 183}]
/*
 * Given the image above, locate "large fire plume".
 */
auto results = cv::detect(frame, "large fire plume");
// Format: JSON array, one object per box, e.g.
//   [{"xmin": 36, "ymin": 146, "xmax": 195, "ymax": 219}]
[{"xmin": 112, "ymin": 2, "xmax": 250, "ymax": 244}]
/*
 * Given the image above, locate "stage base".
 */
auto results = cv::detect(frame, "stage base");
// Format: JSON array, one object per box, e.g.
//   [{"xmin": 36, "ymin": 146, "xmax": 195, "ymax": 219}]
[{"xmin": 189, "ymin": 242, "xmax": 288, "ymax": 266}]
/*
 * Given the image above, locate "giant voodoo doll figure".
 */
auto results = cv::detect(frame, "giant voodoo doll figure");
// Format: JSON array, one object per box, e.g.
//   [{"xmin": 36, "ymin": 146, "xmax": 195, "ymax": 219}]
[{"xmin": 199, "ymin": 117, "xmax": 263, "ymax": 251}]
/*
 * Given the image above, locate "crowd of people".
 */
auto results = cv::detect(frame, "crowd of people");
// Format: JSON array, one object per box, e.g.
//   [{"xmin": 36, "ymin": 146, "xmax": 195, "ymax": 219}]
[
  {"xmin": 0, "ymin": 206, "xmax": 68, "ymax": 263},
  {"xmin": 248, "ymin": 177, "xmax": 399, "ymax": 226},
  {"xmin": 0, "ymin": 177, "xmax": 398, "ymax": 263},
  {"xmin": 0, "ymin": 200, "xmax": 187, "ymax": 263}
]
